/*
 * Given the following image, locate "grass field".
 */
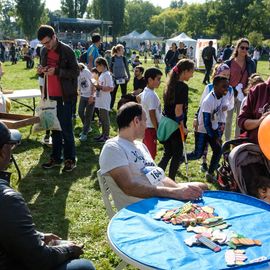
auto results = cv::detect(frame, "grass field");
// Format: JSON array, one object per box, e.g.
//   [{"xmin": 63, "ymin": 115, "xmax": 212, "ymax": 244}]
[{"xmin": 0, "ymin": 57, "xmax": 269, "ymax": 269}]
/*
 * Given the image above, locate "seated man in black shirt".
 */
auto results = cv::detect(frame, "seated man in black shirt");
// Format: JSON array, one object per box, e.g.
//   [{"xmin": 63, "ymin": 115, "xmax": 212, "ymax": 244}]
[
  {"xmin": 0, "ymin": 122, "xmax": 95, "ymax": 270},
  {"xmin": 133, "ymin": 65, "xmax": 147, "ymax": 96}
]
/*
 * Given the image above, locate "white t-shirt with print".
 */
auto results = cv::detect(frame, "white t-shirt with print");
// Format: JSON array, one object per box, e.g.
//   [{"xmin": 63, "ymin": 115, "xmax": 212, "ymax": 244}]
[
  {"xmin": 99, "ymin": 136, "xmax": 165, "ymax": 209},
  {"xmin": 198, "ymin": 91, "xmax": 222, "ymax": 133},
  {"xmin": 139, "ymin": 87, "xmax": 162, "ymax": 128},
  {"xmin": 78, "ymin": 68, "xmax": 93, "ymax": 98},
  {"xmin": 95, "ymin": 70, "xmax": 114, "ymax": 111},
  {"xmin": 200, "ymin": 83, "xmax": 234, "ymax": 123}
]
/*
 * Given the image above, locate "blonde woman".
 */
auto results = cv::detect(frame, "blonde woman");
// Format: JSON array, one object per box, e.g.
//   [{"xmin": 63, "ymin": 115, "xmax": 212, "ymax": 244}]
[{"xmin": 110, "ymin": 44, "xmax": 130, "ymax": 109}]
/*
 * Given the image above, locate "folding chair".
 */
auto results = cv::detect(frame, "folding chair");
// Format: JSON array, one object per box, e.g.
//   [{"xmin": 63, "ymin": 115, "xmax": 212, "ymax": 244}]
[{"xmin": 97, "ymin": 170, "xmax": 128, "ymax": 270}]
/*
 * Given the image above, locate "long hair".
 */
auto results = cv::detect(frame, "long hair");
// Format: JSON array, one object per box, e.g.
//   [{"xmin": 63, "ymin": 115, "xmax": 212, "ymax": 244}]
[
  {"xmin": 164, "ymin": 59, "xmax": 194, "ymax": 106},
  {"xmin": 243, "ymin": 73, "xmax": 264, "ymax": 95},
  {"xmin": 230, "ymin": 38, "xmax": 250, "ymax": 59}
]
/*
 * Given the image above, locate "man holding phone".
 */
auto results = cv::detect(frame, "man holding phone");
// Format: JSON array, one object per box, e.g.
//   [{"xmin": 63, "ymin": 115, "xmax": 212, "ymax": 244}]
[
  {"xmin": 37, "ymin": 25, "xmax": 79, "ymax": 172},
  {"xmin": 0, "ymin": 122, "xmax": 95, "ymax": 270}
]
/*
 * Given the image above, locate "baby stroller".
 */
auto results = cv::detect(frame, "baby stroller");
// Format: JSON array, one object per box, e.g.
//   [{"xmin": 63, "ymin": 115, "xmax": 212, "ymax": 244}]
[{"xmin": 217, "ymin": 138, "xmax": 270, "ymax": 195}]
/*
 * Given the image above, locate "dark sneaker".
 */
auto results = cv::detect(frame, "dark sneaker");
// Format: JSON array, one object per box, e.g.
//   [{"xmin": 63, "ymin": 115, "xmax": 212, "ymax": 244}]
[
  {"xmin": 62, "ymin": 159, "xmax": 76, "ymax": 172},
  {"xmin": 205, "ymin": 172, "xmax": 217, "ymax": 183},
  {"xmin": 42, "ymin": 158, "xmax": 62, "ymax": 169},
  {"xmin": 200, "ymin": 163, "xmax": 208, "ymax": 173}
]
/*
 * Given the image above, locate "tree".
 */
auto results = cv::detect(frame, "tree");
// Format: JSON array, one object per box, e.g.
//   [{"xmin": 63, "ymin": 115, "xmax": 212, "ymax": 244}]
[
  {"xmin": 0, "ymin": 0, "xmax": 18, "ymax": 38},
  {"xmin": 149, "ymin": 8, "xmax": 183, "ymax": 37},
  {"xmin": 87, "ymin": 0, "xmax": 125, "ymax": 39},
  {"xmin": 179, "ymin": 4, "xmax": 209, "ymax": 38},
  {"xmin": 248, "ymin": 31, "xmax": 264, "ymax": 47},
  {"xmin": 61, "ymin": 0, "xmax": 89, "ymax": 18},
  {"xmin": 170, "ymin": 0, "xmax": 185, "ymax": 8},
  {"xmin": 15, "ymin": 0, "xmax": 45, "ymax": 39},
  {"xmin": 125, "ymin": 0, "xmax": 161, "ymax": 33}
]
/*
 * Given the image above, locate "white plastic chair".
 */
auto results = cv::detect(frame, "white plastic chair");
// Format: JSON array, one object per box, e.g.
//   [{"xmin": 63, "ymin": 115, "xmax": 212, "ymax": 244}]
[{"xmin": 97, "ymin": 170, "xmax": 128, "ymax": 270}]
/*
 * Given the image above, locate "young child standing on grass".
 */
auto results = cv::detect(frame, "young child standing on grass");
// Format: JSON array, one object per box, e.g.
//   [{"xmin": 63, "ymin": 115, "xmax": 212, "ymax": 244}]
[
  {"xmin": 94, "ymin": 57, "xmax": 114, "ymax": 143},
  {"xmin": 78, "ymin": 63, "xmax": 96, "ymax": 142},
  {"xmin": 138, "ymin": 67, "xmax": 162, "ymax": 159},
  {"xmin": 187, "ymin": 76, "xmax": 229, "ymax": 183},
  {"xmin": 158, "ymin": 59, "xmax": 195, "ymax": 180}
]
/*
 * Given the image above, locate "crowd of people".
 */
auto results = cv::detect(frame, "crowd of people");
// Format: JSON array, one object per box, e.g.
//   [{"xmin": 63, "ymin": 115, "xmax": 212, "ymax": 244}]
[{"xmin": 1, "ymin": 23, "xmax": 270, "ymax": 269}]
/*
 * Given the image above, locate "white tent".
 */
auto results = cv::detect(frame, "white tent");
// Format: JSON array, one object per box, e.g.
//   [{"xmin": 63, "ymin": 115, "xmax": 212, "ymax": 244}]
[
  {"xmin": 165, "ymin": 32, "xmax": 197, "ymax": 55},
  {"xmin": 118, "ymin": 30, "xmax": 141, "ymax": 48},
  {"xmin": 136, "ymin": 30, "xmax": 158, "ymax": 41}
]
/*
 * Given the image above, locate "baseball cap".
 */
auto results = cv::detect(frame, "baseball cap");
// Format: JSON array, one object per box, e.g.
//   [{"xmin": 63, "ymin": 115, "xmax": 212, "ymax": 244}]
[{"xmin": 0, "ymin": 122, "xmax": 22, "ymax": 148}]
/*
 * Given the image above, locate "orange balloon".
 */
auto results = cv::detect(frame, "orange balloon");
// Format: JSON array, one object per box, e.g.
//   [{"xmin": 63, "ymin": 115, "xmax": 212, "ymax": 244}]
[{"xmin": 258, "ymin": 114, "xmax": 270, "ymax": 160}]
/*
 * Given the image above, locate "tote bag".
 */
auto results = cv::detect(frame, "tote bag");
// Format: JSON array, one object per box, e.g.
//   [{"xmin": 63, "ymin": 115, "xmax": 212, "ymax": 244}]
[{"xmin": 33, "ymin": 75, "xmax": 61, "ymax": 132}]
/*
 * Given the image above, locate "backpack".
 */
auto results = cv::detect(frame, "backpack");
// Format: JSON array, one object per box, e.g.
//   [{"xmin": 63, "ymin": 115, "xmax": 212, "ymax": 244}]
[{"xmin": 79, "ymin": 51, "xmax": 88, "ymax": 64}]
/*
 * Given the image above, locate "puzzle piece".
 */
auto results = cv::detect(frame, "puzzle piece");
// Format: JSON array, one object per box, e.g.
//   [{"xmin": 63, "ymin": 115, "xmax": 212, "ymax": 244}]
[{"xmin": 225, "ymin": 250, "xmax": 247, "ymax": 266}]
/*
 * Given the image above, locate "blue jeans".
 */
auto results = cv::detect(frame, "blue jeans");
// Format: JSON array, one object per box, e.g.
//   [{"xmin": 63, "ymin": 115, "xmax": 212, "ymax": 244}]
[
  {"xmin": 55, "ymin": 259, "xmax": 95, "ymax": 270},
  {"xmin": 50, "ymin": 97, "xmax": 76, "ymax": 162},
  {"xmin": 187, "ymin": 131, "xmax": 222, "ymax": 174}
]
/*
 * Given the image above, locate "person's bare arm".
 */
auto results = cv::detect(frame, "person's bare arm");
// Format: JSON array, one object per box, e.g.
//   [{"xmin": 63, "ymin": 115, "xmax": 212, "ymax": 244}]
[
  {"xmin": 109, "ymin": 166, "xmax": 204, "ymax": 200},
  {"xmin": 243, "ymin": 111, "xmax": 270, "ymax": 130},
  {"xmin": 149, "ymin": 110, "xmax": 158, "ymax": 130}
]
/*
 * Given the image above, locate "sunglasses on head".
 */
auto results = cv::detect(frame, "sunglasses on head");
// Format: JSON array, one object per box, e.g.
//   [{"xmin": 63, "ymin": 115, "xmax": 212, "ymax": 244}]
[{"xmin": 240, "ymin": 46, "xmax": 249, "ymax": 50}]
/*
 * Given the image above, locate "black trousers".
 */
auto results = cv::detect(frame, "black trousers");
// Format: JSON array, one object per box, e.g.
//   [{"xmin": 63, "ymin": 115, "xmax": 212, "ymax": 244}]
[{"xmin": 203, "ymin": 60, "xmax": 213, "ymax": 84}]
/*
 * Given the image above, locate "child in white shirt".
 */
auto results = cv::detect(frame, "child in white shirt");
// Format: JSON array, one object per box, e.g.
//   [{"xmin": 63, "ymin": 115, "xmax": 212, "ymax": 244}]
[
  {"xmin": 78, "ymin": 63, "xmax": 97, "ymax": 141},
  {"xmin": 188, "ymin": 76, "xmax": 229, "ymax": 182},
  {"xmin": 94, "ymin": 57, "xmax": 114, "ymax": 142},
  {"xmin": 138, "ymin": 67, "xmax": 162, "ymax": 159}
]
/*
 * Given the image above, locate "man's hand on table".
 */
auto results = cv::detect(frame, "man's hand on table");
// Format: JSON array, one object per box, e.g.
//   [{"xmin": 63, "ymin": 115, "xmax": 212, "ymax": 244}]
[{"xmin": 173, "ymin": 183, "xmax": 206, "ymax": 200}]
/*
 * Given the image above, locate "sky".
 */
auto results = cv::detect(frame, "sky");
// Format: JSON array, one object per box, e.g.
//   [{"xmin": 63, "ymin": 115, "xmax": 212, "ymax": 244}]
[{"xmin": 45, "ymin": 0, "xmax": 205, "ymax": 12}]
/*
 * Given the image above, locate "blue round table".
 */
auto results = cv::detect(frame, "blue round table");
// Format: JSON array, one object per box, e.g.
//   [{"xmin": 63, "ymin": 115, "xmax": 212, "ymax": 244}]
[{"xmin": 108, "ymin": 191, "xmax": 270, "ymax": 270}]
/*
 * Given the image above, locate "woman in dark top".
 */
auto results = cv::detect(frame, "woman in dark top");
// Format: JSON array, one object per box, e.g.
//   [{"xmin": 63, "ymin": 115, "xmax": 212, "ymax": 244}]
[
  {"xmin": 158, "ymin": 59, "xmax": 195, "ymax": 180},
  {"xmin": 164, "ymin": 42, "xmax": 179, "ymax": 75}
]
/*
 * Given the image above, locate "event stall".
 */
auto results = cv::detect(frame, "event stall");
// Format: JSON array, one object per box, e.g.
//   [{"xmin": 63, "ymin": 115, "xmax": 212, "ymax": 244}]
[
  {"xmin": 165, "ymin": 32, "xmax": 197, "ymax": 55},
  {"xmin": 118, "ymin": 30, "xmax": 141, "ymax": 48},
  {"xmin": 195, "ymin": 38, "xmax": 218, "ymax": 69}
]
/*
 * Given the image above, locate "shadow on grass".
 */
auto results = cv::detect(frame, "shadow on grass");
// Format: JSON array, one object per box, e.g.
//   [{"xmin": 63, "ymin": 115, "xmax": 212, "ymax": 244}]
[{"xmin": 18, "ymin": 137, "xmax": 103, "ymax": 239}]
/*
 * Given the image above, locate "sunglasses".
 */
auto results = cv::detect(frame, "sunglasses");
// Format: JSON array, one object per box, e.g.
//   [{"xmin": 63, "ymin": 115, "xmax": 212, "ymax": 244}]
[{"xmin": 240, "ymin": 46, "xmax": 249, "ymax": 51}]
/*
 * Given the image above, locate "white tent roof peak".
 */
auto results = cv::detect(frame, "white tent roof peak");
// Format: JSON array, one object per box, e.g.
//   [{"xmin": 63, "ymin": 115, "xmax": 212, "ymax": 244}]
[
  {"xmin": 136, "ymin": 30, "xmax": 157, "ymax": 40},
  {"xmin": 168, "ymin": 32, "xmax": 196, "ymax": 42}
]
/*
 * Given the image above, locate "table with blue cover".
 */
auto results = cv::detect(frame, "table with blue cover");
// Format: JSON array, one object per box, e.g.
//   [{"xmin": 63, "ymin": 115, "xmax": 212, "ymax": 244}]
[{"xmin": 107, "ymin": 191, "xmax": 270, "ymax": 270}]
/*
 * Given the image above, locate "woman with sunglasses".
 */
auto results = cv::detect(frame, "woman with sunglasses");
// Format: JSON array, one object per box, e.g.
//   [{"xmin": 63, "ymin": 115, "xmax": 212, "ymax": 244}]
[{"xmin": 224, "ymin": 38, "xmax": 256, "ymax": 141}]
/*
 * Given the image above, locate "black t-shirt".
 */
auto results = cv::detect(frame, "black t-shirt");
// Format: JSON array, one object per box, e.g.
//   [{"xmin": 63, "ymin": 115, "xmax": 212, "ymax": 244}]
[
  {"xmin": 133, "ymin": 77, "xmax": 147, "ymax": 91},
  {"xmin": 164, "ymin": 81, "xmax": 188, "ymax": 125}
]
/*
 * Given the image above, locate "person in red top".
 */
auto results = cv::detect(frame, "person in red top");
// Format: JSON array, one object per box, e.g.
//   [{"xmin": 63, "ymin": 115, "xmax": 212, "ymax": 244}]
[
  {"xmin": 238, "ymin": 77, "xmax": 270, "ymax": 144},
  {"xmin": 37, "ymin": 25, "xmax": 79, "ymax": 172}
]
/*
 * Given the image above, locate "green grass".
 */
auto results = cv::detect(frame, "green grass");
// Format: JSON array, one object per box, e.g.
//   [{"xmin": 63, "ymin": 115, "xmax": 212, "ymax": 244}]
[{"xmin": 0, "ymin": 58, "xmax": 269, "ymax": 269}]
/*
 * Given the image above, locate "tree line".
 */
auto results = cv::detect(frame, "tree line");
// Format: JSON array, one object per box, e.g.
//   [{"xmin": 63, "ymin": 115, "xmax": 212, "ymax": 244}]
[{"xmin": 1, "ymin": 0, "xmax": 270, "ymax": 47}]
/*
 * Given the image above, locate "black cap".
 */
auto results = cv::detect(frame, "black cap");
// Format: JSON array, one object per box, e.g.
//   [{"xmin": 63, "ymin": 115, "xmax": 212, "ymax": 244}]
[{"xmin": 0, "ymin": 122, "xmax": 21, "ymax": 148}]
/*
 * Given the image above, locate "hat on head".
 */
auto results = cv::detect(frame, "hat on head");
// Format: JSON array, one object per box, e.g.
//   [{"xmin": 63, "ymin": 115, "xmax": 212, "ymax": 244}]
[
  {"xmin": 0, "ymin": 122, "xmax": 21, "ymax": 148},
  {"xmin": 215, "ymin": 63, "xmax": 230, "ymax": 77}
]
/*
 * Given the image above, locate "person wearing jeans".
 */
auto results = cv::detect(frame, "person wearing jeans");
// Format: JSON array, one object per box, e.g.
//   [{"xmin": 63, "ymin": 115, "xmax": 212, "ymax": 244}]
[
  {"xmin": 37, "ymin": 25, "xmax": 79, "ymax": 172},
  {"xmin": 50, "ymin": 97, "xmax": 76, "ymax": 164},
  {"xmin": 0, "ymin": 122, "xmax": 95, "ymax": 270}
]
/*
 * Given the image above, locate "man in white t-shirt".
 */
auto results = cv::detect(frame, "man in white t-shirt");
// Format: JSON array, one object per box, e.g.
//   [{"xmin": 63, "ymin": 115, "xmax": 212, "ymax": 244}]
[
  {"xmin": 99, "ymin": 102, "xmax": 207, "ymax": 210},
  {"xmin": 187, "ymin": 76, "xmax": 229, "ymax": 182}
]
